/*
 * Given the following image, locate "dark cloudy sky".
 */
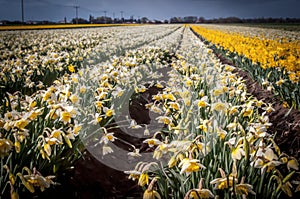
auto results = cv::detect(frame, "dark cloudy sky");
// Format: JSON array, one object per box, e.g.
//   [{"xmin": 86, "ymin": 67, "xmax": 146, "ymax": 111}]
[{"xmin": 0, "ymin": 0, "xmax": 299, "ymax": 22}]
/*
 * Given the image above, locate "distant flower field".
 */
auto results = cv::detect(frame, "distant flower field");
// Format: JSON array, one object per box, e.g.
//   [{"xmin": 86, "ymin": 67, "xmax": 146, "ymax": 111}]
[{"xmin": 0, "ymin": 24, "xmax": 299, "ymax": 199}]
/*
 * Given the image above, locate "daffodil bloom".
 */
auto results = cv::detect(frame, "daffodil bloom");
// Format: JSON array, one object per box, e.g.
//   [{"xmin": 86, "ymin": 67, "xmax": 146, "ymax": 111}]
[
  {"xmin": 150, "ymin": 106, "xmax": 163, "ymax": 114},
  {"xmin": 217, "ymin": 128, "xmax": 227, "ymax": 140},
  {"xmin": 179, "ymin": 158, "xmax": 206, "ymax": 175},
  {"xmin": 287, "ymin": 157, "xmax": 299, "ymax": 170},
  {"xmin": 105, "ymin": 108, "xmax": 114, "ymax": 117},
  {"xmin": 14, "ymin": 118, "xmax": 29, "ymax": 130},
  {"xmin": 212, "ymin": 101, "xmax": 228, "ymax": 112},
  {"xmin": 143, "ymin": 178, "xmax": 161, "ymax": 199},
  {"xmin": 198, "ymin": 119, "xmax": 211, "ymax": 133},
  {"xmin": 94, "ymin": 101, "xmax": 103, "ymax": 109},
  {"xmin": 210, "ymin": 168, "xmax": 238, "ymax": 190},
  {"xmin": 226, "ymin": 122, "xmax": 237, "ymax": 130},
  {"xmin": 93, "ymin": 113, "xmax": 103, "ymax": 124},
  {"xmin": 143, "ymin": 189, "xmax": 161, "ymax": 199},
  {"xmin": 242, "ymin": 106, "xmax": 253, "ymax": 118},
  {"xmin": 168, "ymin": 102, "xmax": 180, "ymax": 110},
  {"xmin": 43, "ymin": 143, "xmax": 52, "ymax": 157},
  {"xmin": 156, "ymin": 116, "xmax": 172, "ymax": 125},
  {"xmin": 100, "ymin": 133, "xmax": 116, "ymax": 144},
  {"xmin": 187, "ymin": 189, "xmax": 214, "ymax": 199},
  {"xmin": 155, "ymin": 82, "xmax": 164, "ymax": 88},
  {"xmin": 72, "ymin": 124, "xmax": 82, "ymax": 136},
  {"xmin": 138, "ymin": 173, "xmax": 149, "ymax": 186},
  {"xmin": 168, "ymin": 155, "xmax": 177, "ymax": 168},
  {"xmin": 136, "ymin": 86, "xmax": 146, "ymax": 93},
  {"xmin": 152, "ymin": 95, "xmax": 162, "ymax": 101},
  {"xmin": 253, "ymin": 148, "xmax": 282, "ymax": 173},
  {"xmin": 43, "ymin": 91, "xmax": 53, "ymax": 101},
  {"xmin": 23, "ymin": 168, "xmax": 55, "ymax": 192},
  {"xmin": 231, "ymin": 144, "xmax": 245, "ymax": 160},
  {"xmin": 69, "ymin": 94, "xmax": 79, "ymax": 104},
  {"xmin": 68, "ymin": 64, "xmax": 75, "ymax": 73},
  {"xmin": 162, "ymin": 93, "xmax": 176, "ymax": 101},
  {"xmin": 97, "ymin": 92, "xmax": 107, "ymax": 100},
  {"xmin": 47, "ymin": 108, "xmax": 59, "ymax": 120},
  {"xmin": 197, "ymin": 96, "xmax": 209, "ymax": 108},
  {"xmin": 124, "ymin": 170, "xmax": 141, "ymax": 181},
  {"xmin": 129, "ymin": 120, "xmax": 142, "ymax": 129},
  {"xmin": 184, "ymin": 179, "xmax": 214, "ymax": 199},
  {"xmin": 275, "ymin": 78, "xmax": 285, "ymax": 86},
  {"xmin": 111, "ymin": 87, "xmax": 124, "ymax": 97},
  {"xmin": 71, "ymin": 74, "xmax": 79, "ymax": 83},
  {"xmin": 212, "ymin": 88, "xmax": 224, "ymax": 97},
  {"xmin": 194, "ymin": 141, "xmax": 211, "ymax": 156},
  {"xmin": 262, "ymin": 103, "xmax": 275, "ymax": 113},
  {"xmin": 0, "ymin": 138, "xmax": 13, "ymax": 158},
  {"xmin": 144, "ymin": 127, "xmax": 150, "ymax": 136},
  {"xmin": 102, "ymin": 144, "xmax": 114, "ymax": 155},
  {"xmin": 29, "ymin": 100, "xmax": 37, "ymax": 109},
  {"xmin": 60, "ymin": 111, "xmax": 72, "ymax": 124},
  {"xmin": 143, "ymin": 138, "xmax": 162, "ymax": 148},
  {"xmin": 128, "ymin": 148, "xmax": 142, "ymax": 157},
  {"xmin": 28, "ymin": 108, "xmax": 43, "ymax": 121},
  {"xmin": 249, "ymin": 124, "xmax": 268, "ymax": 138},
  {"xmin": 45, "ymin": 132, "xmax": 63, "ymax": 146},
  {"xmin": 153, "ymin": 143, "xmax": 168, "ymax": 159},
  {"xmin": 199, "ymin": 124, "xmax": 207, "ymax": 132},
  {"xmin": 234, "ymin": 177, "xmax": 256, "ymax": 197},
  {"xmin": 79, "ymin": 86, "xmax": 87, "ymax": 93},
  {"xmin": 185, "ymin": 78, "xmax": 193, "ymax": 87}
]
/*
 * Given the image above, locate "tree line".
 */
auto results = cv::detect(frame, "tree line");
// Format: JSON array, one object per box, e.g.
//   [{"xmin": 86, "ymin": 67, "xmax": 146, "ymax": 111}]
[{"xmin": 1, "ymin": 16, "xmax": 300, "ymax": 25}]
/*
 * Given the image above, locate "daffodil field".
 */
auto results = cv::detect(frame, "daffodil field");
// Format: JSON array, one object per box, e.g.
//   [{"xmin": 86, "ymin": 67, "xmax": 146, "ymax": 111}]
[
  {"xmin": 0, "ymin": 24, "xmax": 299, "ymax": 199},
  {"xmin": 191, "ymin": 24, "xmax": 300, "ymax": 110}
]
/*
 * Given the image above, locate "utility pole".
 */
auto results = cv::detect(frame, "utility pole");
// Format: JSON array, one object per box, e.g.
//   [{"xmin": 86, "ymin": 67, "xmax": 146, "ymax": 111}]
[
  {"xmin": 120, "ymin": 11, "xmax": 124, "ymax": 23},
  {"xmin": 74, "ymin": 6, "xmax": 79, "ymax": 24},
  {"xmin": 21, "ymin": 0, "xmax": 24, "ymax": 23},
  {"xmin": 104, "ymin": 10, "xmax": 107, "ymax": 24}
]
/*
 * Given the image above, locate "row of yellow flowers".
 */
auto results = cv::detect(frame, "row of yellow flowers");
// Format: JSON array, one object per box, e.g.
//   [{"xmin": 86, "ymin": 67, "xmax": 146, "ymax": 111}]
[{"xmin": 190, "ymin": 25, "xmax": 300, "ymax": 83}]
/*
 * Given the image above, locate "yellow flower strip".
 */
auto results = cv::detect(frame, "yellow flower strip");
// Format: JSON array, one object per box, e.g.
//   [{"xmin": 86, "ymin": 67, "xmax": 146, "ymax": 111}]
[{"xmin": 191, "ymin": 25, "xmax": 300, "ymax": 81}]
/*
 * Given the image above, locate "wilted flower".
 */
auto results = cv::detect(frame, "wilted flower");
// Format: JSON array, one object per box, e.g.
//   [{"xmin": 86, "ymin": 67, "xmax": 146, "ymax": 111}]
[
  {"xmin": 210, "ymin": 168, "xmax": 238, "ymax": 190},
  {"xmin": 0, "ymin": 139, "xmax": 13, "ymax": 158},
  {"xmin": 234, "ymin": 177, "xmax": 256, "ymax": 197},
  {"xmin": 143, "ymin": 177, "xmax": 161, "ymax": 199},
  {"xmin": 184, "ymin": 178, "xmax": 214, "ymax": 199}
]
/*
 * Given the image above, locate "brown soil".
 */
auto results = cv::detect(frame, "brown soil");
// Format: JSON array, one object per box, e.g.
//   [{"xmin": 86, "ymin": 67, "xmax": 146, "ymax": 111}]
[{"xmin": 34, "ymin": 54, "xmax": 300, "ymax": 199}]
